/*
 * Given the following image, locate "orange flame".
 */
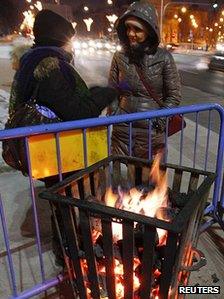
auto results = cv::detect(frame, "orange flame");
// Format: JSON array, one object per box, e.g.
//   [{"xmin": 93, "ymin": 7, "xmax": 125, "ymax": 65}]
[
  {"xmin": 105, "ymin": 154, "xmax": 168, "ymax": 244},
  {"xmin": 84, "ymin": 154, "xmax": 169, "ymax": 298}
]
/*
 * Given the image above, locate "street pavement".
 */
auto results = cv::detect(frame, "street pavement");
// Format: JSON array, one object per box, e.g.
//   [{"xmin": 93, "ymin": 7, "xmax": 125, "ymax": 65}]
[{"xmin": 0, "ymin": 46, "xmax": 224, "ymax": 298}]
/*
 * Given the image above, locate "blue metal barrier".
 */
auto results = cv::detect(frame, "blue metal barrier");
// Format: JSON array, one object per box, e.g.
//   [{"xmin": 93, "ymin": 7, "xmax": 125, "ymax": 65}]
[{"xmin": 0, "ymin": 103, "xmax": 224, "ymax": 298}]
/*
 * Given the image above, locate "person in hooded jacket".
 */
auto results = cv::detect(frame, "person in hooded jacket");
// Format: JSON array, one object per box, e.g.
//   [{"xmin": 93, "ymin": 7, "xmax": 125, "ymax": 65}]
[
  {"xmin": 8, "ymin": 9, "xmax": 117, "ymax": 125},
  {"xmin": 109, "ymin": 1, "xmax": 181, "ymax": 159}
]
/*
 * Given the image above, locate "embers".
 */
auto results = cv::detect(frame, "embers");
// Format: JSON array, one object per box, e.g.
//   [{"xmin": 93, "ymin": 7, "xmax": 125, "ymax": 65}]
[{"xmin": 77, "ymin": 188, "xmax": 186, "ymax": 299}]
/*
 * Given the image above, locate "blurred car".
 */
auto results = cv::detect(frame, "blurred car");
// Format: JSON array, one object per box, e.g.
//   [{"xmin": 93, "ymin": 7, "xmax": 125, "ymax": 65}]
[
  {"xmin": 208, "ymin": 51, "xmax": 224, "ymax": 72},
  {"xmin": 165, "ymin": 43, "xmax": 179, "ymax": 52}
]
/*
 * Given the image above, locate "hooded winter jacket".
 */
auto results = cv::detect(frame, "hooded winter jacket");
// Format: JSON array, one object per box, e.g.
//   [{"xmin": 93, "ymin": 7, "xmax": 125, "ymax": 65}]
[
  {"xmin": 9, "ymin": 46, "xmax": 117, "ymax": 122},
  {"xmin": 109, "ymin": 1, "xmax": 181, "ymax": 158}
]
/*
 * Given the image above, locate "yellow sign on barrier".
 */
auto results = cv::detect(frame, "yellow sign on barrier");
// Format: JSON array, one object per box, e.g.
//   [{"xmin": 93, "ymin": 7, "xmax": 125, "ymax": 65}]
[{"xmin": 28, "ymin": 127, "xmax": 108, "ymax": 179}]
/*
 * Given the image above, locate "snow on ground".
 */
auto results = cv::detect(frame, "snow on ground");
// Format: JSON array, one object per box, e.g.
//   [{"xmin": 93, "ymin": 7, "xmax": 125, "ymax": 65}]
[
  {"xmin": 0, "ymin": 89, "xmax": 9, "ymax": 129},
  {"xmin": 0, "ymin": 45, "xmax": 12, "ymax": 59},
  {"xmin": 0, "ymin": 37, "xmax": 32, "ymax": 59},
  {"xmin": 0, "ymin": 89, "xmax": 9, "ymax": 168}
]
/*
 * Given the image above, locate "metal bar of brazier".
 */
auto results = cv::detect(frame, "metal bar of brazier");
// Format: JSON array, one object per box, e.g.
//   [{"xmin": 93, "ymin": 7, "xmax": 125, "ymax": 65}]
[{"xmin": 40, "ymin": 156, "xmax": 216, "ymax": 299}]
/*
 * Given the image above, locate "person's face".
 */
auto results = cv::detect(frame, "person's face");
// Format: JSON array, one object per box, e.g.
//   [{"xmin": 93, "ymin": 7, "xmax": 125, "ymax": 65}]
[{"xmin": 126, "ymin": 23, "xmax": 148, "ymax": 46}]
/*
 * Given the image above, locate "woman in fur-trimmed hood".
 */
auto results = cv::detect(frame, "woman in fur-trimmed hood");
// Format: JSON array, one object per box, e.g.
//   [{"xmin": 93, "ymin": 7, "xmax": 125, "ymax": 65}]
[
  {"xmin": 109, "ymin": 1, "xmax": 182, "ymax": 159},
  {"xmin": 8, "ymin": 9, "xmax": 116, "ymax": 122}
]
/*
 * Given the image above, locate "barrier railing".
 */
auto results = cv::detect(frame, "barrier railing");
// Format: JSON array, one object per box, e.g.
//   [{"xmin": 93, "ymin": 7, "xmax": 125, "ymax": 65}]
[{"xmin": 0, "ymin": 103, "xmax": 224, "ymax": 298}]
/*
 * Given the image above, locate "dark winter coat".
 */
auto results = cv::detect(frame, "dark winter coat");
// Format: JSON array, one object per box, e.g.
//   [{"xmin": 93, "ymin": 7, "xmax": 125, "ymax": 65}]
[
  {"xmin": 109, "ymin": 1, "xmax": 181, "ymax": 159},
  {"xmin": 9, "ymin": 46, "xmax": 116, "ymax": 122}
]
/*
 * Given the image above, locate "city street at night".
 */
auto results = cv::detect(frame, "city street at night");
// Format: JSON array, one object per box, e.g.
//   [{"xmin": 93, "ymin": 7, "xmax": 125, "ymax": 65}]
[{"xmin": 1, "ymin": 44, "xmax": 224, "ymax": 131}]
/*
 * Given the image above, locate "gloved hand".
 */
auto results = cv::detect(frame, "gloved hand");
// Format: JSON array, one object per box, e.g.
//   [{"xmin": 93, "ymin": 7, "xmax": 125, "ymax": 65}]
[
  {"xmin": 152, "ymin": 118, "xmax": 167, "ymax": 133},
  {"xmin": 90, "ymin": 86, "xmax": 118, "ymax": 112}
]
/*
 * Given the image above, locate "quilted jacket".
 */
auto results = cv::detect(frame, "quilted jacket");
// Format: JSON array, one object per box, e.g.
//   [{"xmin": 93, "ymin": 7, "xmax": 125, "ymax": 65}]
[{"xmin": 108, "ymin": 1, "xmax": 182, "ymax": 158}]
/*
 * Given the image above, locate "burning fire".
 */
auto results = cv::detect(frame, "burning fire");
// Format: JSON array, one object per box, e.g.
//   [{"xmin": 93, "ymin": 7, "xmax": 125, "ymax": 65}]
[
  {"xmin": 105, "ymin": 153, "xmax": 168, "ymax": 244},
  {"xmin": 81, "ymin": 154, "xmax": 170, "ymax": 298}
]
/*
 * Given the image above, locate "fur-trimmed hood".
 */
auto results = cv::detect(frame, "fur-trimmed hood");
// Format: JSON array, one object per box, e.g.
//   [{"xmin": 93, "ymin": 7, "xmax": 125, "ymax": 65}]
[
  {"xmin": 34, "ymin": 57, "xmax": 60, "ymax": 80},
  {"xmin": 15, "ymin": 46, "xmax": 74, "ymax": 103}
]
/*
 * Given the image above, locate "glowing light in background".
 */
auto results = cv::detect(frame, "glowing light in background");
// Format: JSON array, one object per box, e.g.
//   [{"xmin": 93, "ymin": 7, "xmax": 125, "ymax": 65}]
[
  {"xmin": 181, "ymin": 7, "xmax": 187, "ymax": 13},
  {"xmin": 72, "ymin": 38, "xmax": 122, "ymax": 57},
  {"xmin": 83, "ymin": 18, "xmax": 93, "ymax": 32},
  {"xmin": 72, "ymin": 22, "xmax": 77, "ymax": 29},
  {"xmin": 20, "ymin": 10, "xmax": 35, "ymax": 33},
  {"xmin": 34, "ymin": 1, "xmax": 43, "ymax": 11},
  {"xmin": 20, "ymin": 1, "xmax": 43, "ymax": 36},
  {"xmin": 106, "ymin": 14, "xmax": 118, "ymax": 24}
]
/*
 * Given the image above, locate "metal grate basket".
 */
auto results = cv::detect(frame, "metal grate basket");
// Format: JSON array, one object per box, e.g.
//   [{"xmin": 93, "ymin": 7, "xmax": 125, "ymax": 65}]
[{"xmin": 40, "ymin": 156, "xmax": 216, "ymax": 299}]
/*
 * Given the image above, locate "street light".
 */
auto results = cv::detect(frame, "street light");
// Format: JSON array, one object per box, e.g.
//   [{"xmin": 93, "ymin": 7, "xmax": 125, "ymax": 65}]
[
  {"xmin": 72, "ymin": 22, "xmax": 77, "ymax": 30},
  {"xmin": 83, "ymin": 18, "xmax": 93, "ymax": 32},
  {"xmin": 160, "ymin": 1, "xmax": 211, "ymax": 43},
  {"xmin": 34, "ymin": 1, "xmax": 42, "ymax": 11},
  {"xmin": 106, "ymin": 14, "xmax": 118, "ymax": 24}
]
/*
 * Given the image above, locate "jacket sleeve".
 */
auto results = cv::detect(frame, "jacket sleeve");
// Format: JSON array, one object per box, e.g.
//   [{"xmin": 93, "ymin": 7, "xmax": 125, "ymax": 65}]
[
  {"xmin": 162, "ymin": 51, "xmax": 181, "ymax": 108},
  {"xmin": 36, "ymin": 69, "xmax": 102, "ymax": 121},
  {"xmin": 108, "ymin": 54, "xmax": 119, "ymax": 88}
]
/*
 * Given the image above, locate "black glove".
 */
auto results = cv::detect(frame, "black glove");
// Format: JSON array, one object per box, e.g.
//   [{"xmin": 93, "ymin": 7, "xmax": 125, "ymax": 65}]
[
  {"xmin": 90, "ymin": 86, "xmax": 118, "ymax": 112},
  {"xmin": 152, "ymin": 118, "xmax": 166, "ymax": 132}
]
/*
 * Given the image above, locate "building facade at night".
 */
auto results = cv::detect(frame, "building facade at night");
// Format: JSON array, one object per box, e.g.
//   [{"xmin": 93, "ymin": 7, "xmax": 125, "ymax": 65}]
[{"xmin": 1, "ymin": 0, "xmax": 223, "ymax": 48}]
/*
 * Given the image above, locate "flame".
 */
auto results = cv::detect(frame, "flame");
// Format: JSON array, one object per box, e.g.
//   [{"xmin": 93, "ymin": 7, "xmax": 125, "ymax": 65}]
[
  {"xmin": 105, "ymin": 154, "xmax": 169, "ymax": 244},
  {"xmin": 82, "ymin": 154, "xmax": 170, "ymax": 298}
]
